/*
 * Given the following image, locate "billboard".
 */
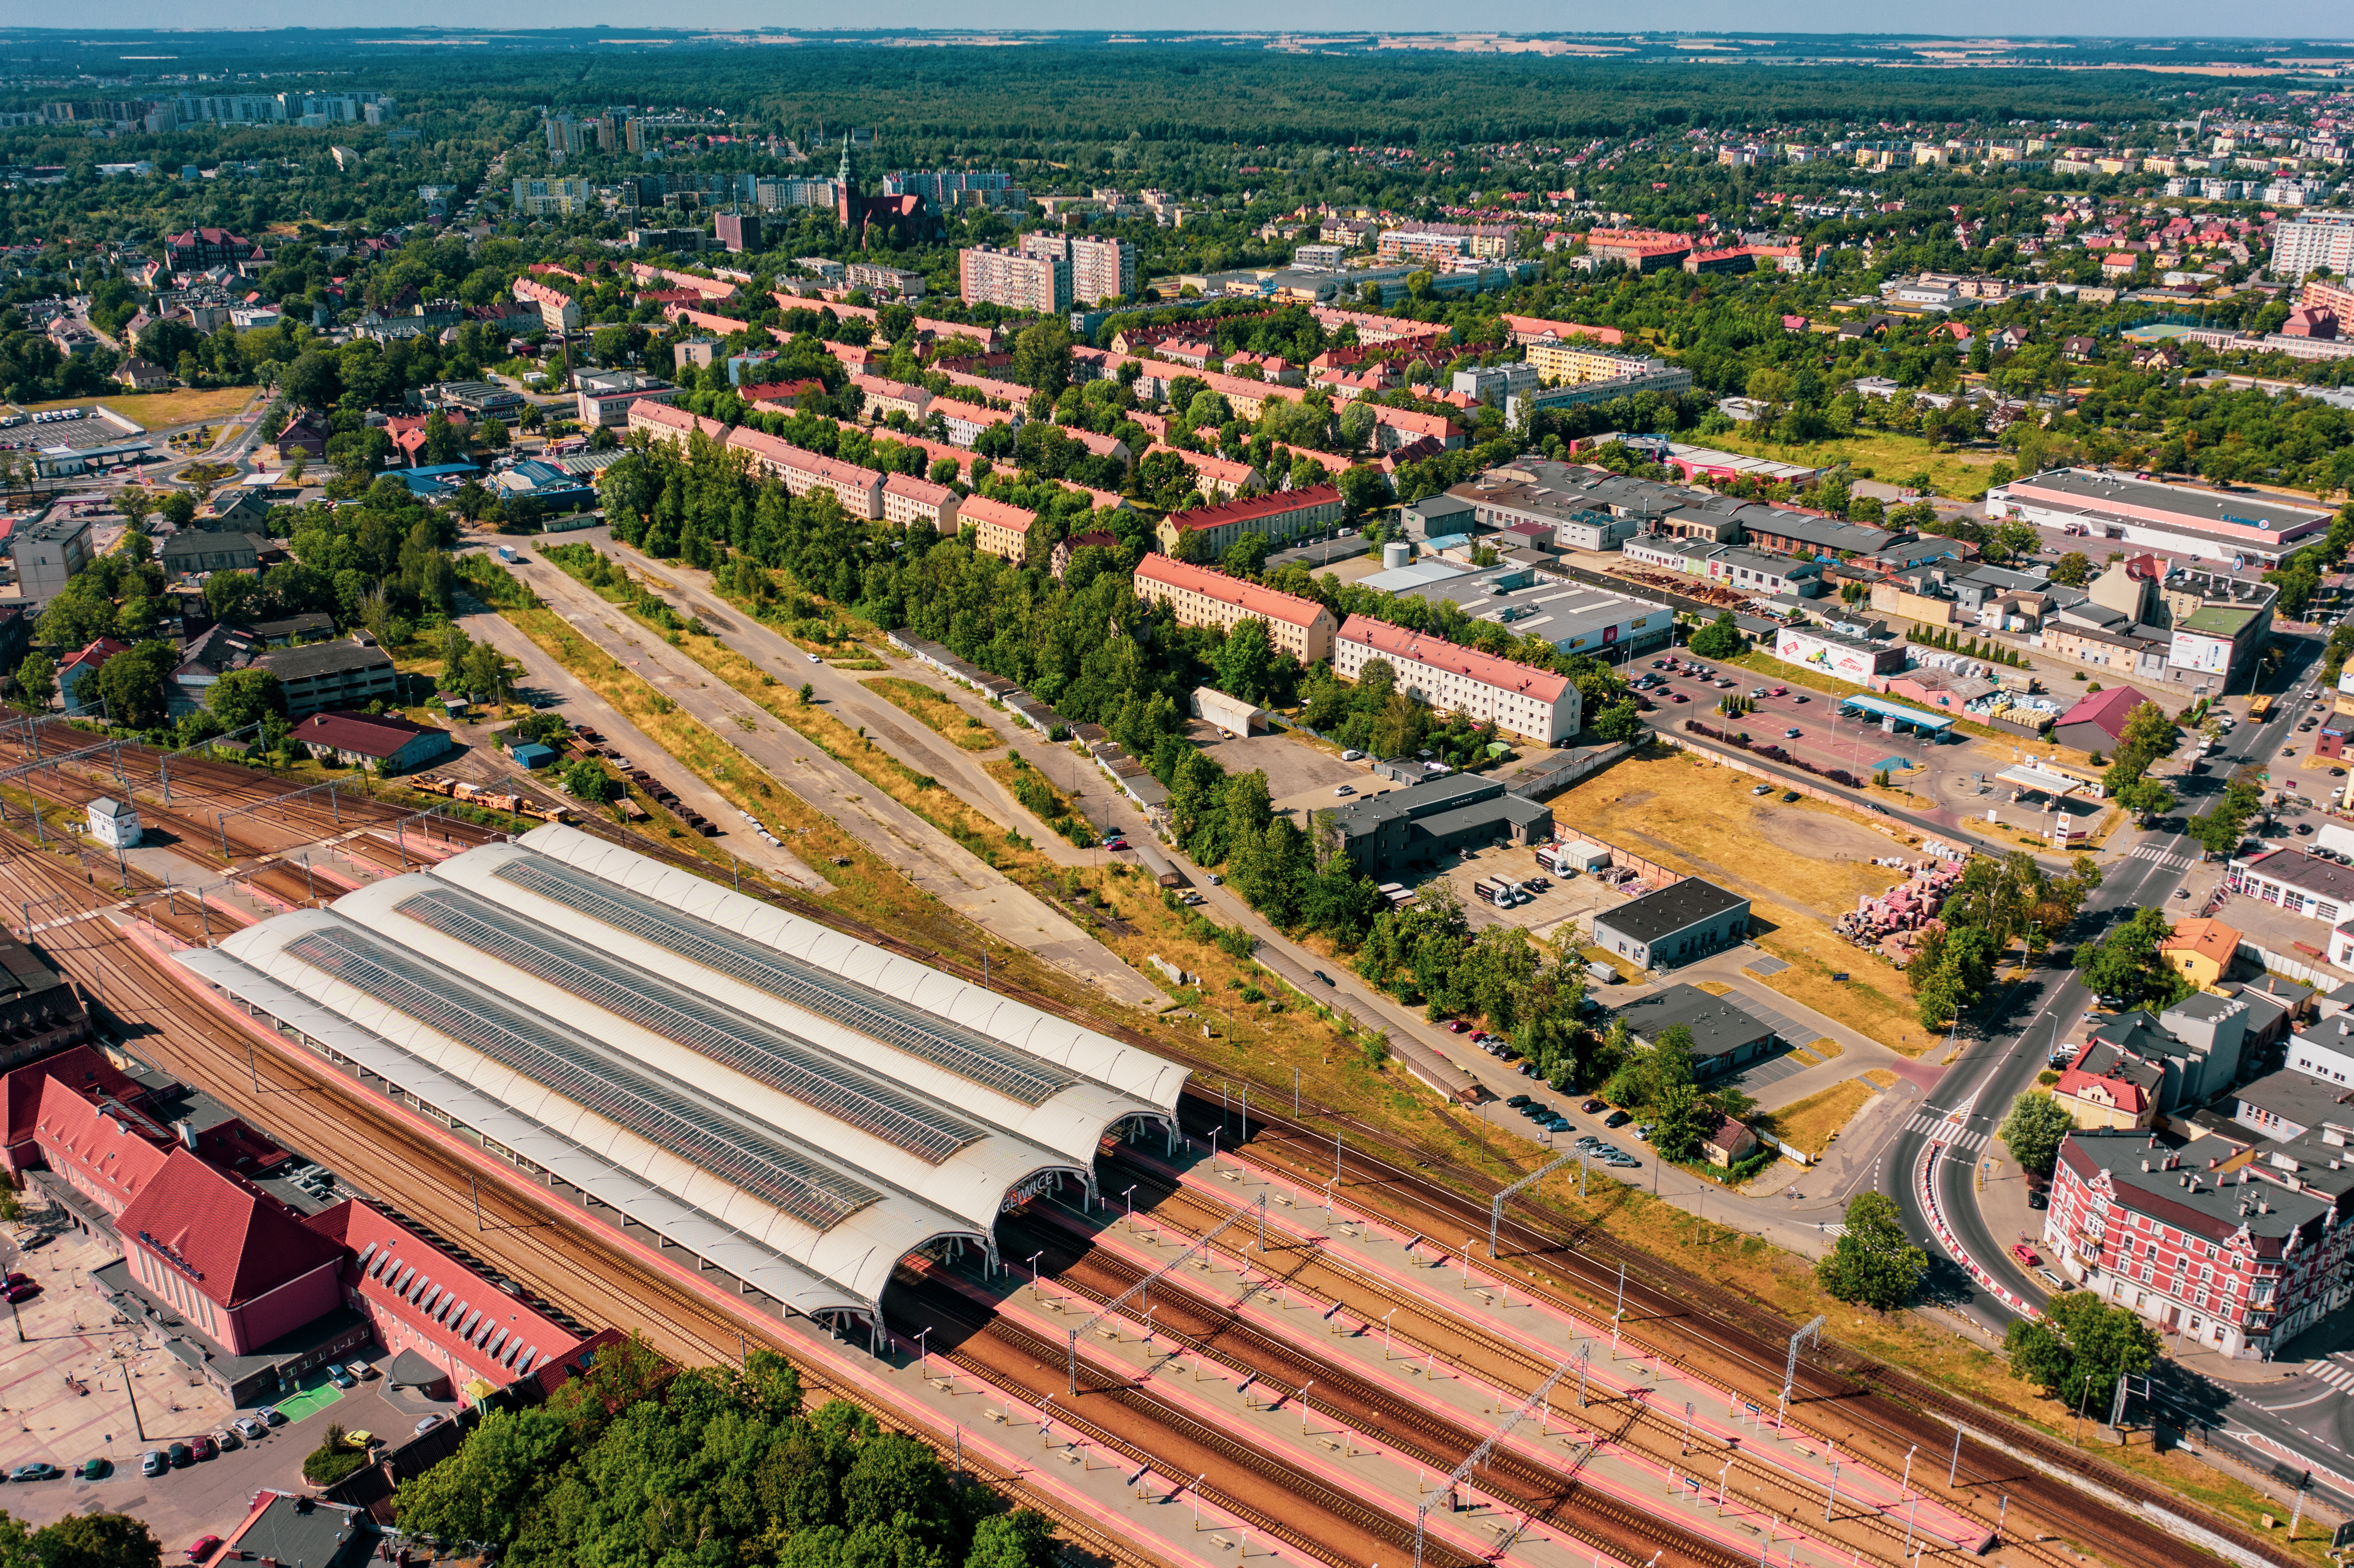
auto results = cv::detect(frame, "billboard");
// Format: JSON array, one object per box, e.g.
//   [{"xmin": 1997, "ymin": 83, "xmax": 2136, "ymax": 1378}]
[{"xmin": 1775, "ymin": 627, "xmax": 1877, "ymax": 684}]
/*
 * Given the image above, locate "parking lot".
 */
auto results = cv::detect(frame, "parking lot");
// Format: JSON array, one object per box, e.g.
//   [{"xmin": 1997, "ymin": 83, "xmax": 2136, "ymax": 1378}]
[
  {"xmin": 0, "ymin": 1210, "xmax": 454, "ymax": 1554},
  {"xmin": 1186, "ymin": 721, "xmax": 1413, "ymax": 824}
]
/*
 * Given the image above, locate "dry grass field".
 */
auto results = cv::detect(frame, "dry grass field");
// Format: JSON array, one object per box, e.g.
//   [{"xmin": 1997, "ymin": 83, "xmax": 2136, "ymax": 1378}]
[
  {"xmin": 21, "ymin": 388, "xmax": 259, "ymax": 428},
  {"xmin": 1765, "ymin": 1078, "xmax": 1880, "ymax": 1155},
  {"xmin": 864, "ymin": 677, "xmax": 1000, "ymax": 750},
  {"xmin": 1550, "ymin": 752, "xmax": 1937, "ymax": 1054}
]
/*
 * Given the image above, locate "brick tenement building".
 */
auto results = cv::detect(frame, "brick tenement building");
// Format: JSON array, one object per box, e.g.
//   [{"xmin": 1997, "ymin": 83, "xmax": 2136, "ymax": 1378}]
[
  {"xmin": 1132, "ymin": 556, "xmax": 1337, "ymax": 664},
  {"xmin": 2044, "ymin": 1127, "xmax": 2354, "ymax": 1358},
  {"xmin": 1153, "ymin": 484, "xmax": 1344, "ymax": 558}
]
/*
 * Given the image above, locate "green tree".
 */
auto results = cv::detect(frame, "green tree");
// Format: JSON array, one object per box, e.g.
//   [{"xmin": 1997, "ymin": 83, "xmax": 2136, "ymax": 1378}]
[
  {"xmin": 1219, "ymin": 533, "xmax": 1274, "ymax": 577},
  {"xmin": 1011, "ymin": 319, "xmax": 1074, "ymax": 394},
  {"xmin": 2003, "ymin": 1290, "xmax": 2160, "ymax": 1413},
  {"xmin": 205, "ymin": 668, "xmax": 286, "ymax": 729},
  {"xmin": 421, "ymin": 410, "xmax": 467, "ymax": 466},
  {"xmin": 1652, "ymin": 1081, "xmax": 1707, "ymax": 1162},
  {"xmin": 1337, "ymin": 463, "xmax": 1389, "ymax": 518},
  {"xmin": 2080, "ymin": 905, "xmax": 2188, "ymax": 1007},
  {"xmin": 13, "ymin": 649, "xmax": 54, "ymax": 709},
  {"xmin": 1814, "ymin": 1191, "xmax": 1927, "ymax": 1309},
  {"xmin": 23, "ymin": 1511, "xmax": 161, "ymax": 1568},
  {"xmin": 1212, "ymin": 617, "xmax": 1277, "ymax": 706},
  {"xmin": 93, "ymin": 640, "xmax": 178, "ymax": 729},
  {"xmin": 1687, "ymin": 612, "xmax": 1743, "ymax": 659},
  {"xmin": 2114, "ymin": 777, "xmax": 2175, "ymax": 824},
  {"xmin": 562, "ymin": 758, "xmax": 617, "ymax": 803},
  {"xmin": 156, "ymin": 489, "xmax": 198, "ymax": 529},
  {"xmin": 392, "ymin": 1406, "xmax": 571, "ymax": 1547},
  {"xmin": 964, "ymin": 1511, "xmax": 1060, "ymax": 1568},
  {"xmin": 1593, "ymin": 700, "xmax": 1644, "ymax": 744},
  {"xmin": 1997, "ymin": 1090, "xmax": 2077, "ymax": 1178}
]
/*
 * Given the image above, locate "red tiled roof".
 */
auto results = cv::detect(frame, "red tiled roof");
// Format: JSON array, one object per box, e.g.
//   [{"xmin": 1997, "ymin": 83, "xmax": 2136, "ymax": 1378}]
[
  {"xmin": 2055, "ymin": 684, "xmax": 2144, "ymax": 742},
  {"xmin": 2, "ymin": 1044, "xmax": 142, "ymax": 1150},
  {"xmin": 1134, "ymin": 556, "xmax": 1330, "ymax": 631},
  {"xmin": 289, "ymin": 711, "xmax": 440, "ymax": 759},
  {"xmin": 1339, "ymin": 614, "xmax": 1572, "ymax": 703},
  {"xmin": 116, "ymin": 1148, "xmax": 347, "ymax": 1309},
  {"xmin": 959, "ymin": 494, "xmax": 1037, "ymax": 534},
  {"xmin": 724, "ymin": 426, "xmax": 883, "ymax": 491},
  {"xmin": 63, "ymin": 636, "xmax": 132, "ymax": 672},
  {"xmin": 881, "ymin": 472, "xmax": 956, "ymax": 507},
  {"xmin": 1160, "ymin": 483, "xmax": 1340, "ymax": 534}
]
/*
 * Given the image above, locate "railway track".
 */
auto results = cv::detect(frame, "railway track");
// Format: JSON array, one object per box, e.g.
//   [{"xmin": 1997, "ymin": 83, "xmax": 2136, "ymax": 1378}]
[
  {"xmin": 1021, "ymin": 1174, "xmax": 2001, "ymax": 1568},
  {"xmin": 46, "ymin": 920, "xmax": 1165, "ymax": 1568},
  {"xmin": 990, "ymin": 1211, "xmax": 1759, "ymax": 1568},
  {"xmin": 1182, "ymin": 1106, "xmax": 2300, "ymax": 1568},
  {"xmin": 0, "ymin": 726, "xmax": 2280, "ymax": 1568},
  {"xmin": 894, "ymin": 1267, "xmax": 1479, "ymax": 1568}
]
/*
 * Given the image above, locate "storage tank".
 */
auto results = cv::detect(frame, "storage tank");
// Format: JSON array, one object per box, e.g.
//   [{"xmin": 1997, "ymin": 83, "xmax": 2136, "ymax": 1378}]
[{"xmin": 1383, "ymin": 540, "xmax": 1412, "ymax": 571}]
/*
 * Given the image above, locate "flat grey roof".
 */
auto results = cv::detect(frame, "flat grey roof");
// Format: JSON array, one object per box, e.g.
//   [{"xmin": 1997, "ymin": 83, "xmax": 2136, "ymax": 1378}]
[
  {"xmin": 257, "ymin": 638, "xmax": 394, "ymax": 681},
  {"xmin": 1610, "ymin": 982, "xmax": 1776, "ymax": 1061},
  {"xmin": 2011, "ymin": 469, "xmax": 2328, "ymax": 535},
  {"xmin": 1595, "ymin": 878, "xmax": 1749, "ymax": 946}
]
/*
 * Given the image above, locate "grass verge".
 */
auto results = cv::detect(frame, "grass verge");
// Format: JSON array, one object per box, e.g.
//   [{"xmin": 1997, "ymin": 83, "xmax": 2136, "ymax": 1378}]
[
  {"xmin": 1764, "ymin": 1078, "xmax": 1878, "ymax": 1155},
  {"xmin": 864, "ymin": 677, "xmax": 1001, "ymax": 751}
]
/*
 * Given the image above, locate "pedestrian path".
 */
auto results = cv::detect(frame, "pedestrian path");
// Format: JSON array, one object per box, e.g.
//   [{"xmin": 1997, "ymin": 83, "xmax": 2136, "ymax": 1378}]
[
  {"xmin": 2124, "ymin": 844, "xmax": 2197, "ymax": 872},
  {"xmin": 1903, "ymin": 1111, "xmax": 1989, "ymax": 1151},
  {"xmin": 2308, "ymin": 1360, "xmax": 2354, "ymax": 1396}
]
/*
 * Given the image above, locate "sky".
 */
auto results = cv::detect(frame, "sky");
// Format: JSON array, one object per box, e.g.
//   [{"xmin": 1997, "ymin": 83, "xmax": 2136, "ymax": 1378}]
[{"xmin": 45, "ymin": 7, "xmax": 2354, "ymax": 41}]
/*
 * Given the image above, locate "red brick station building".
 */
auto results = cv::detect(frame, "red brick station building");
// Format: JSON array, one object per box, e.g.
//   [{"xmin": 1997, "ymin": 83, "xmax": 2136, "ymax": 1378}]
[{"xmin": 0, "ymin": 945, "xmax": 614, "ymax": 1408}]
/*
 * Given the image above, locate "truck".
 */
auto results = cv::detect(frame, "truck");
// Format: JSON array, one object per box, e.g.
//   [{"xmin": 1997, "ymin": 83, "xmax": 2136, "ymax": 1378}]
[{"xmin": 495, "ymin": 544, "xmax": 520, "ymax": 564}]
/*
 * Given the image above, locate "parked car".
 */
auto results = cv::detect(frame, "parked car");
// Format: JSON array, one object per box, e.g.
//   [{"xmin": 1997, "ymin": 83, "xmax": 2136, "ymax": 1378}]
[
  {"xmin": 1581, "ymin": 1099, "xmax": 1606, "ymax": 1113},
  {"xmin": 189, "ymin": 1436, "xmax": 216, "ymax": 1461},
  {"xmin": 1783, "ymin": 727, "xmax": 1802, "ymax": 739},
  {"xmin": 324, "ymin": 1364, "xmax": 356, "ymax": 1389},
  {"xmin": 1506, "ymin": 1094, "xmax": 1532, "ymax": 1108},
  {"xmin": 6, "ymin": 1463, "xmax": 59, "ymax": 1482},
  {"xmin": 140, "ymin": 1451, "xmax": 167, "ymax": 1477},
  {"xmin": 213, "ymin": 1429, "xmax": 241, "ymax": 1452},
  {"xmin": 77, "ymin": 1458, "xmax": 107, "ymax": 1480},
  {"xmin": 1751, "ymin": 783, "xmax": 1772, "ymax": 795},
  {"xmin": 167, "ymin": 1443, "xmax": 191, "ymax": 1469},
  {"xmin": 1669, "ymin": 692, "xmax": 1688, "ymax": 703},
  {"xmin": 1604, "ymin": 1110, "xmax": 1631, "ymax": 1128},
  {"xmin": 413, "ymin": 1415, "xmax": 445, "ymax": 1436},
  {"xmin": 1781, "ymin": 791, "xmax": 1800, "ymax": 803},
  {"xmin": 233, "ymin": 1417, "xmax": 266, "ymax": 1440},
  {"xmin": 2010, "ymin": 1242, "xmax": 2041, "ymax": 1268},
  {"xmin": 184, "ymin": 1536, "xmax": 223, "ymax": 1563},
  {"xmin": 255, "ymin": 1406, "xmax": 285, "ymax": 1426}
]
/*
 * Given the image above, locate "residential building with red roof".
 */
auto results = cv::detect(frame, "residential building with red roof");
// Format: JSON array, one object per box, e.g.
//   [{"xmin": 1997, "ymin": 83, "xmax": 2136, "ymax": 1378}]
[
  {"xmin": 2052, "ymin": 684, "xmax": 2148, "ymax": 753},
  {"xmin": 724, "ymin": 427, "xmax": 885, "ymax": 519},
  {"xmin": 740, "ymin": 379, "xmax": 825, "ymax": 409},
  {"xmin": 58, "ymin": 636, "xmax": 131, "ymax": 717},
  {"xmin": 512, "ymin": 276, "xmax": 580, "ymax": 334},
  {"xmin": 1364, "ymin": 404, "xmax": 1464, "ymax": 453},
  {"xmin": 1499, "ymin": 313, "xmax": 1626, "ymax": 348},
  {"xmin": 931, "ymin": 395, "xmax": 1021, "ymax": 449},
  {"xmin": 629, "ymin": 263, "xmax": 737, "ymax": 301},
  {"xmin": 1581, "ymin": 228, "xmax": 1695, "ymax": 272},
  {"xmin": 1134, "ymin": 556, "xmax": 1337, "ymax": 664},
  {"xmin": 383, "ymin": 410, "xmax": 470, "ymax": 466},
  {"xmin": 1153, "ymin": 483, "xmax": 1343, "ymax": 558},
  {"xmin": 881, "ymin": 472, "xmax": 961, "ymax": 530},
  {"xmin": 853, "ymin": 373, "xmax": 933, "ymax": 422},
  {"xmin": 960, "ymin": 495, "xmax": 1039, "ymax": 563},
  {"xmin": 163, "ymin": 226, "xmax": 263, "ymax": 272},
  {"xmin": 1152, "ymin": 446, "xmax": 1266, "ymax": 503},
  {"xmin": 1334, "ymin": 615, "xmax": 1581, "ymax": 744}
]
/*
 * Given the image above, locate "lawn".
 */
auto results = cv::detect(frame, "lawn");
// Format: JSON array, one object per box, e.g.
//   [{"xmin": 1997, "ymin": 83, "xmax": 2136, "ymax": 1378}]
[
  {"xmin": 1698, "ymin": 427, "xmax": 2010, "ymax": 501},
  {"xmin": 1545, "ymin": 751, "xmax": 1936, "ymax": 1055},
  {"xmin": 1763, "ymin": 1077, "xmax": 1879, "ymax": 1155},
  {"xmin": 862, "ymin": 677, "xmax": 1000, "ymax": 750},
  {"xmin": 20, "ymin": 387, "xmax": 260, "ymax": 429}
]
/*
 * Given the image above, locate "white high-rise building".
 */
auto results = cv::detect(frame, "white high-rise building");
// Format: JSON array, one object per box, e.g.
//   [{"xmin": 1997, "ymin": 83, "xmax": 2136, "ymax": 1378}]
[{"xmin": 2270, "ymin": 214, "xmax": 2354, "ymax": 281}]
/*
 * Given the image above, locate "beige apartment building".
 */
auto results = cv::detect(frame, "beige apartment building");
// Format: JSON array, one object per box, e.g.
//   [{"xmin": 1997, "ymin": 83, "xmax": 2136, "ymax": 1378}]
[{"xmin": 1133, "ymin": 555, "xmax": 1337, "ymax": 664}]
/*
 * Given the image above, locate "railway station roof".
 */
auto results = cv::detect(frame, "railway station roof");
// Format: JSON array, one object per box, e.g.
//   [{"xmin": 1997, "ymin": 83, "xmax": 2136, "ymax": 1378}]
[
  {"xmin": 172, "ymin": 945, "xmax": 889, "ymax": 1319},
  {"xmin": 178, "ymin": 825, "xmax": 1191, "ymax": 1322},
  {"xmin": 434, "ymin": 842, "xmax": 1168, "ymax": 1166},
  {"xmin": 512, "ymin": 824, "xmax": 1192, "ymax": 1117}
]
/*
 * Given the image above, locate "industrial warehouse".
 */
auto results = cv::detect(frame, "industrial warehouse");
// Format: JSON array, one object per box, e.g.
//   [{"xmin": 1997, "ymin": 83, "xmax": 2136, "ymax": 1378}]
[{"xmin": 170, "ymin": 824, "xmax": 1188, "ymax": 1339}]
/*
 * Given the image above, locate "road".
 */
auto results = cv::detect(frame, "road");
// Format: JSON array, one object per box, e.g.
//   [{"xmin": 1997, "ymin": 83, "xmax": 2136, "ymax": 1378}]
[{"xmin": 1868, "ymin": 631, "xmax": 2354, "ymax": 1505}]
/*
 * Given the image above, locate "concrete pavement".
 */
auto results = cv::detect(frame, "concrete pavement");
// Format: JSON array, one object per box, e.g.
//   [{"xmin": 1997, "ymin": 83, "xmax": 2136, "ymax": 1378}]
[{"xmin": 492, "ymin": 550, "xmax": 1166, "ymax": 1009}]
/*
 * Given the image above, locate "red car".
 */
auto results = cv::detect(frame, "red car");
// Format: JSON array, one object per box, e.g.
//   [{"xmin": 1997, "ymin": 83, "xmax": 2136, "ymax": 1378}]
[
  {"xmin": 2010, "ymin": 1242, "xmax": 2041, "ymax": 1269},
  {"xmin": 1445, "ymin": 1020, "xmax": 1472, "ymax": 1034},
  {"xmin": 184, "ymin": 1536, "xmax": 223, "ymax": 1564},
  {"xmin": 1669, "ymin": 692, "xmax": 1689, "ymax": 704},
  {"xmin": 5, "ymin": 1282, "xmax": 38, "ymax": 1304}
]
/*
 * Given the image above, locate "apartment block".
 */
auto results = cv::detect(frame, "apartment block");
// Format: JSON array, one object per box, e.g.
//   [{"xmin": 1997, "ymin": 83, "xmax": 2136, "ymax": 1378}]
[
  {"xmin": 727, "ymin": 427, "xmax": 885, "ymax": 520},
  {"xmin": 881, "ymin": 473, "xmax": 960, "ymax": 530},
  {"xmin": 961, "ymin": 496, "xmax": 1039, "ymax": 563},
  {"xmin": 2271, "ymin": 214, "xmax": 2354, "ymax": 282},
  {"xmin": 961, "ymin": 246, "xmax": 1072, "ymax": 313},
  {"xmin": 1334, "ymin": 616, "xmax": 1580, "ymax": 745},
  {"xmin": 845, "ymin": 263, "xmax": 927, "ymax": 300},
  {"xmin": 510, "ymin": 178, "xmax": 593, "ymax": 217},
  {"xmin": 1153, "ymin": 485, "xmax": 1347, "ymax": 559},
  {"xmin": 1132, "ymin": 556, "xmax": 1337, "ymax": 664},
  {"xmin": 714, "ymin": 212, "xmax": 763, "ymax": 254}
]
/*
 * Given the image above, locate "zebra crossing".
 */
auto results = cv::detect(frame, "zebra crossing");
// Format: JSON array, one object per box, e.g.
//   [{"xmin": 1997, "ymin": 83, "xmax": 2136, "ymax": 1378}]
[
  {"xmin": 2309, "ymin": 1360, "xmax": 2354, "ymax": 1396},
  {"xmin": 1903, "ymin": 1111, "xmax": 1990, "ymax": 1151},
  {"xmin": 2124, "ymin": 844, "xmax": 2197, "ymax": 873}
]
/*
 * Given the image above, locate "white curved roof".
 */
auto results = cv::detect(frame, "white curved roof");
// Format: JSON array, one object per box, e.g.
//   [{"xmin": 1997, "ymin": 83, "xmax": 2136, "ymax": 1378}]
[
  {"xmin": 515, "ymin": 824, "xmax": 1192, "ymax": 1113},
  {"xmin": 210, "ymin": 907, "xmax": 980, "ymax": 1308},
  {"xmin": 432, "ymin": 842, "xmax": 1161, "ymax": 1165},
  {"xmin": 172, "ymin": 945, "xmax": 918, "ymax": 1317},
  {"xmin": 322, "ymin": 873, "xmax": 1085, "ymax": 1233}
]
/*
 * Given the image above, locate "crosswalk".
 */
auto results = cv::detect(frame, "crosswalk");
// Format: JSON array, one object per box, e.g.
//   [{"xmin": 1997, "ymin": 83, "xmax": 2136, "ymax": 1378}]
[
  {"xmin": 2124, "ymin": 845, "xmax": 2197, "ymax": 872},
  {"xmin": 1904, "ymin": 1112, "xmax": 1990, "ymax": 1151},
  {"xmin": 2309, "ymin": 1361, "xmax": 2354, "ymax": 1395}
]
